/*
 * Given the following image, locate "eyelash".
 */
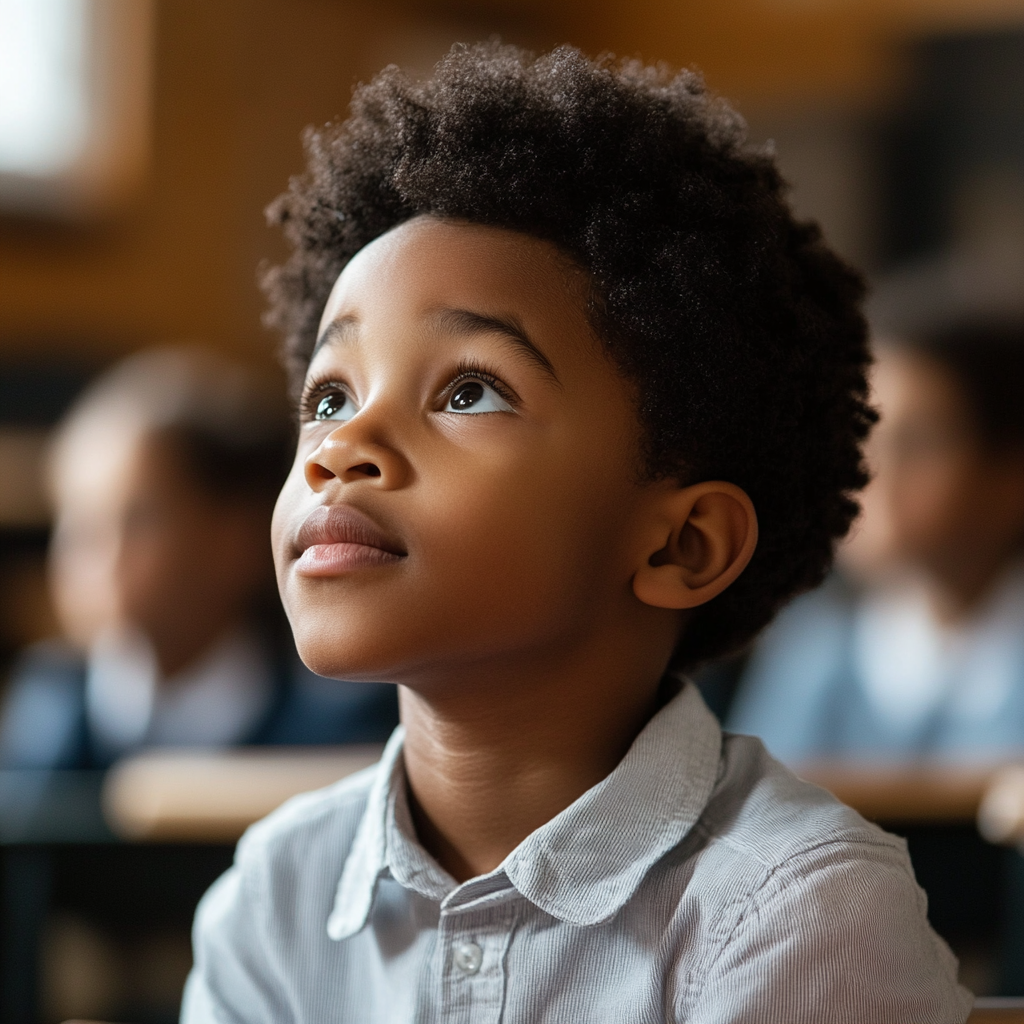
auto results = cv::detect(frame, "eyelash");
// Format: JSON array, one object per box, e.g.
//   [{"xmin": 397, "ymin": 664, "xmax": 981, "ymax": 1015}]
[
  {"xmin": 298, "ymin": 376, "xmax": 351, "ymax": 423},
  {"xmin": 298, "ymin": 363, "xmax": 519, "ymax": 421},
  {"xmin": 441, "ymin": 362, "xmax": 519, "ymax": 408}
]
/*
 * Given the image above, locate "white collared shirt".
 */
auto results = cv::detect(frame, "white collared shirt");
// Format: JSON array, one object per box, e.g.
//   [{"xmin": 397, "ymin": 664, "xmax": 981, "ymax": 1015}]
[{"xmin": 182, "ymin": 682, "xmax": 970, "ymax": 1024}]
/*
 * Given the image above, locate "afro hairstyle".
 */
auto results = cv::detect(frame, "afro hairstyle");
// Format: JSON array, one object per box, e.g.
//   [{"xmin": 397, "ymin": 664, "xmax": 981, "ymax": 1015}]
[{"xmin": 262, "ymin": 41, "xmax": 875, "ymax": 668}]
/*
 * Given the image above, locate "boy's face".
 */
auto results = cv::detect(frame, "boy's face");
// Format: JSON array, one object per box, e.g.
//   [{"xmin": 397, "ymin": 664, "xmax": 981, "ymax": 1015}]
[{"xmin": 273, "ymin": 216, "xmax": 667, "ymax": 684}]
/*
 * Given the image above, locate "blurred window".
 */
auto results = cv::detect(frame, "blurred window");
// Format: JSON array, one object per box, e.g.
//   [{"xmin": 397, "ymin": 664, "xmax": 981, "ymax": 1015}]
[
  {"xmin": 0, "ymin": 0, "xmax": 89, "ymax": 177},
  {"xmin": 0, "ymin": 0, "xmax": 153, "ymax": 217}
]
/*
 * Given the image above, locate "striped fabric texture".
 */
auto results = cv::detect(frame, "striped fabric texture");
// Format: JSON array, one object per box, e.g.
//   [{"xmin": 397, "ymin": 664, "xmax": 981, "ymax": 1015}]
[{"xmin": 183, "ymin": 682, "xmax": 972, "ymax": 1023}]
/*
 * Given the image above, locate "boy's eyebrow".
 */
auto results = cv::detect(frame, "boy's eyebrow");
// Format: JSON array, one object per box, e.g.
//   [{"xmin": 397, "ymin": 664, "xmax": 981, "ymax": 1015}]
[
  {"xmin": 432, "ymin": 307, "xmax": 560, "ymax": 383},
  {"xmin": 313, "ymin": 308, "xmax": 560, "ymax": 384},
  {"xmin": 313, "ymin": 316, "xmax": 358, "ymax": 358}
]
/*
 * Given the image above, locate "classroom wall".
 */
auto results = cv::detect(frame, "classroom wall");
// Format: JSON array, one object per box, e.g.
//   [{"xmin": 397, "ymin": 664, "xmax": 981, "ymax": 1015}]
[
  {"xmin": 1, "ymin": 0, "xmax": 1020, "ymax": 369},
  {"xmin": 0, "ymin": 0, "xmax": 540, "ymax": 368}
]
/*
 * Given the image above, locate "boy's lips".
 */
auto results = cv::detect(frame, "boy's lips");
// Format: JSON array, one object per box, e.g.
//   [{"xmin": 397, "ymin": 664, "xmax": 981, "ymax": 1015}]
[{"xmin": 293, "ymin": 505, "xmax": 407, "ymax": 576}]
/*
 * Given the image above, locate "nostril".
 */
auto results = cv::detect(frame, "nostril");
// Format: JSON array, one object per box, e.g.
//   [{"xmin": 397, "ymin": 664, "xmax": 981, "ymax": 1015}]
[
  {"xmin": 308, "ymin": 463, "xmax": 336, "ymax": 482},
  {"xmin": 351, "ymin": 462, "xmax": 381, "ymax": 478}
]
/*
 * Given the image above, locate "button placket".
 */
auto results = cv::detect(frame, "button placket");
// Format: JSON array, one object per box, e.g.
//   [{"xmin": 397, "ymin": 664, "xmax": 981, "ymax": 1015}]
[{"xmin": 437, "ymin": 887, "xmax": 519, "ymax": 1022}]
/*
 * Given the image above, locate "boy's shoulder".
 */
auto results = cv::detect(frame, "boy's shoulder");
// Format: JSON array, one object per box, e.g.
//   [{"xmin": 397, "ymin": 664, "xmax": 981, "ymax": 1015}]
[
  {"xmin": 702, "ymin": 729, "xmax": 905, "ymax": 870},
  {"xmin": 663, "ymin": 728, "xmax": 934, "ymax": 968},
  {"xmin": 666, "ymin": 733, "xmax": 970, "ymax": 1023}
]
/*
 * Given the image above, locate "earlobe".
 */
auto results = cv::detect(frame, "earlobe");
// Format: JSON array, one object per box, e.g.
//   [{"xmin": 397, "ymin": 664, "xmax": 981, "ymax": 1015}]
[{"xmin": 632, "ymin": 482, "xmax": 758, "ymax": 610}]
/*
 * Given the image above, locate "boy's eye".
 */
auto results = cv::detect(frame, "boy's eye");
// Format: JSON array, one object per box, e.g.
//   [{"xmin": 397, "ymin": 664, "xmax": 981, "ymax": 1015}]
[
  {"xmin": 314, "ymin": 391, "xmax": 357, "ymax": 422},
  {"xmin": 445, "ymin": 380, "xmax": 513, "ymax": 415}
]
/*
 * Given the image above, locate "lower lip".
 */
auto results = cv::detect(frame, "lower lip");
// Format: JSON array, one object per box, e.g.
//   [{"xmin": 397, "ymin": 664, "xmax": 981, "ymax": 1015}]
[{"xmin": 295, "ymin": 543, "xmax": 404, "ymax": 576}]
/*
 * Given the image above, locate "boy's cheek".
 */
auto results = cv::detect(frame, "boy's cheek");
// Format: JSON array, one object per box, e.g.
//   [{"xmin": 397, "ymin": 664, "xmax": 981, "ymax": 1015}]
[
  {"xmin": 271, "ymin": 468, "xmax": 307, "ymax": 569},
  {"xmin": 273, "ymin": 515, "xmax": 582, "ymax": 680},
  {"xmin": 266, "ymin": 430, "xmax": 640, "ymax": 676}
]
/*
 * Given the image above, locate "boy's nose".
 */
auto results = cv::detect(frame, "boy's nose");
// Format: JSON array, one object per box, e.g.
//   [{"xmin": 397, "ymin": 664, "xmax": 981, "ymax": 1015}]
[{"xmin": 304, "ymin": 430, "xmax": 409, "ymax": 491}]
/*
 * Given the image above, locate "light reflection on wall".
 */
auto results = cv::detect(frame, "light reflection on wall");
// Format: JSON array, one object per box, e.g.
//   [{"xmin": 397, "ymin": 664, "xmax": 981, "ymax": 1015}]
[
  {"xmin": 0, "ymin": 0, "xmax": 152, "ymax": 217},
  {"xmin": 0, "ymin": 0, "xmax": 89, "ymax": 177}
]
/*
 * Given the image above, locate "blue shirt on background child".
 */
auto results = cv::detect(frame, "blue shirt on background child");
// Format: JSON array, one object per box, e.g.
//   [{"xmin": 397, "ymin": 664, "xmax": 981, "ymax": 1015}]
[{"xmin": 728, "ymin": 566, "xmax": 1024, "ymax": 762}]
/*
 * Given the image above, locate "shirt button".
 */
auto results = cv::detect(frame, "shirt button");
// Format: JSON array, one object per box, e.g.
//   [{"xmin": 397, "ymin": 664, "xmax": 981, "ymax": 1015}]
[{"xmin": 453, "ymin": 940, "xmax": 483, "ymax": 975}]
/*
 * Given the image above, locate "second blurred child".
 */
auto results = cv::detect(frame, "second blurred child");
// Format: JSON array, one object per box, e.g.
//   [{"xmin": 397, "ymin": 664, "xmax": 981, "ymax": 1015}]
[
  {"xmin": 0, "ymin": 347, "xmax": 397, "ymax": 769},
  {"xmin": 728, "ymin": 321, "xmax": 1024, "ymax": 760}
]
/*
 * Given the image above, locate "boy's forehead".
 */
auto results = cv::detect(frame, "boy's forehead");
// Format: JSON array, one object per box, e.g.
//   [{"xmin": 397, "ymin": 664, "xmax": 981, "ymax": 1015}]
[{"xmin": 315, "ymin": 216, "xmax": 590, "ymax": 346}]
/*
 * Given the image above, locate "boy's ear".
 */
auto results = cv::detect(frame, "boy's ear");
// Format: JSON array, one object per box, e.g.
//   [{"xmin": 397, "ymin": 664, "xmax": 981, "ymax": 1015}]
[{"xmin": 633, "ymin": 481, "xmax": 758, "ymax": 610}]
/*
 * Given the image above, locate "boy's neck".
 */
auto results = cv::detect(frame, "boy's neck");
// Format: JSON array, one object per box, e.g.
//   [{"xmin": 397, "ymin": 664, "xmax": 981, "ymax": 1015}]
[{"xmin": 398, "ymin": 636, "xmax": 671, "ymax": 884}]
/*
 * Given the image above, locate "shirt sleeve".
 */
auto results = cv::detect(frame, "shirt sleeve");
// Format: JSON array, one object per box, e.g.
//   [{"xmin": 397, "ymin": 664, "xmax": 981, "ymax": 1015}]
[
  {"xmin": 181, "ymin": 834, "xmax": 292, "ymax": 1024},
  {"xmin": 686, "ymin": 841, "xmax": 973, "ymax": 1024}
]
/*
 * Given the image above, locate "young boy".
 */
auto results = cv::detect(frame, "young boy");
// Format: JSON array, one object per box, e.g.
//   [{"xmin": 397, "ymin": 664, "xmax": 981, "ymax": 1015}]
[{"xmin": 184, "ymin": 44, "xmax": 971, "ymax": 1022}]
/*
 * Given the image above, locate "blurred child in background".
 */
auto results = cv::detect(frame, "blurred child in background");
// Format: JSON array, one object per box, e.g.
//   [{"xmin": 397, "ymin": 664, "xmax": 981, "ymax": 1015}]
[
  {"xmin": 728, "ymin": 320, "xmax": 1024, "ymax": 761},
  {"xmin": 0, "ymin": 347, "xmax": 397, "ymax": 769}
]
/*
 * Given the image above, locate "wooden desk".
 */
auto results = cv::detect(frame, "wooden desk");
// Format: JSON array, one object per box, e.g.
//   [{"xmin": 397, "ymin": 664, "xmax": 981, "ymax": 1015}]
[
  {"xmin": 971, "ymin": 998, "xmax": 1024, "ymax": 1022},
  {"xmin": 795, "ymin": 761, "xmax": 1004, "ymax": 824},
  {"xmin": 0, "ymin": 772, "xmax": 115, "ymax": 1024},
  {"xmin": 99, "ymin": 752, "xmax": 1024, "ymax": 845},
  {"xmin": 102, "ymin": 745, "xmax": 384, "ymax": 842},
  {"xmin": 13, "ymin": 758, "xmax": 1024, "ymax": 1019}
]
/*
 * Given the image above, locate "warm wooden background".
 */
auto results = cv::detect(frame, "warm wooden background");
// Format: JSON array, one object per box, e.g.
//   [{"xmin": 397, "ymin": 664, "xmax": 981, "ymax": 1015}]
[{"xmin": 1, "ymin": 0, "xmax": 1022, "ymax": 370}]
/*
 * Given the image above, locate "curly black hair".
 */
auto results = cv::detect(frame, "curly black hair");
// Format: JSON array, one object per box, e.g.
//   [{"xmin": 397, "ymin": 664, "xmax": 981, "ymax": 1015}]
[{"xmin": 262, "ymin": 42, "xmax": 875, "ymax": 668}]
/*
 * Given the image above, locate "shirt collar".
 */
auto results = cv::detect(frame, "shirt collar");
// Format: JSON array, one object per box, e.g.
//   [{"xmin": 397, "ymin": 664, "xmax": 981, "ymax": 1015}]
[
  {"xmin": 327, "ymin": 679, "xmax": 722, "ymax": 939},
  {"xmin": 327, "ymin": 726, "xmax": 405, "ymax": 940}
]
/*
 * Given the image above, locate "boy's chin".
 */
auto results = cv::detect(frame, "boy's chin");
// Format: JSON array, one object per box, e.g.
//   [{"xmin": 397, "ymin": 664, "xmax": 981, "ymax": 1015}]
[
  {"xmin": 296, "ymin": 646, "xmax": 393, "ymax": 683},
  {"xmin": 291, "ymin": 622, "xmax": 405, "ymax": 683}
]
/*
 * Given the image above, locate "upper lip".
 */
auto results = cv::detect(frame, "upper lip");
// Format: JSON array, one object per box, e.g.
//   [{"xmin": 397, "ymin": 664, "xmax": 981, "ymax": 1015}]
[{"xmin": 294, "ymin": 505, "xmax": 407, "ymax": 557}]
